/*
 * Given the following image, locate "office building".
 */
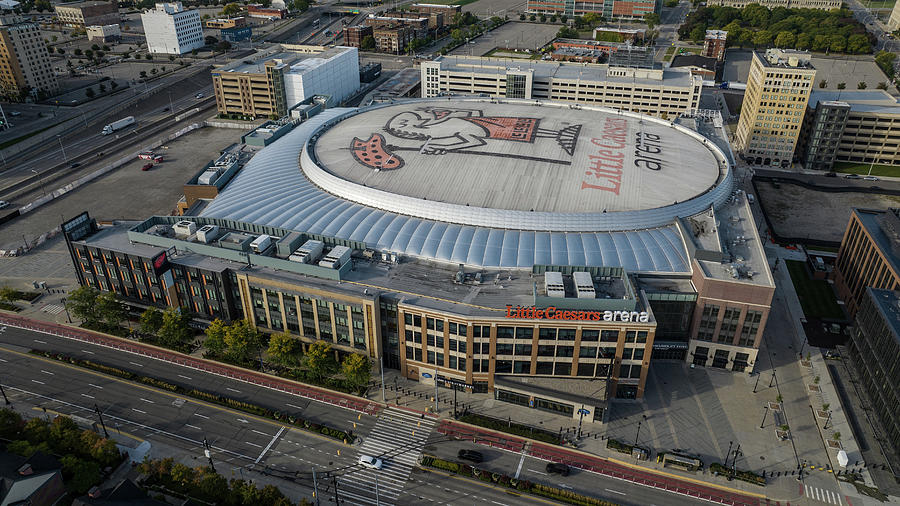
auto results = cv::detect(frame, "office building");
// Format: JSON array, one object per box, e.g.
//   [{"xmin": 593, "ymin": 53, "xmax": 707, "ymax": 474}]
[
  {"xmin": 420, "ymin": 56, "xmax": 702, "ymax": 118},
  {"xmin": 0, "ymin": 16, "xmax": 59, "ymax": 99},
  {"xmin": 527, "ymin": 0, "xmax": 657, "ymax": 20},
  {"xmin": 204, "ymin": 17, "xmax": 245, "ymax": 29},
  {"xmin": 410, "ymin": 3, "xmax": 461, "ymax": 16},
  {"xmin": 364, "ymin": 14, "xmax": 430, "ymax": 38},
  {"xmin": 703, "ymin": 30, "xmax": 727, "ymax": 61},
  {"xmin": 706, "ymin": 0, "xmax": 840, "ymax": 9},
  {"xmin": 734, "ymin": 49, "xmax": 815, "ymax": 167},
  {"xmin": 86, "ymin": 23, "xmax": 120, "ymax": 43},
  {"xmin": 212, "ymin": 46, "xmax": 359, "ymax": 117},
  {"xmin": 64, "ymin": 97, "xmax": 773, "ymax": 423},
  {"xmin": 373, "ymin": 26, "xmax": 415, "ymax": 54},
  {"xmin": 835, "ymin": 208, "xmax": 900, "ymax": 318},
  {"xmin": 846, "ymin": 287, "xmax": 900, "ymax": 469},
  {"xmin": 797, "ymin": 90, "xmax": 900, "ymax": 171},
  {"xmin": 54, "ymin": 1, "xmax": 118, "ymax": 28},
  {"xmin": 221, "ymin": 25, "xmax": 252, "ymax": 42},
  {"xmin": 141, "ymin": 2, "xmax": 203, "ymax": 55},
  {"xmin": 670, "ymin": 54, "xmax": 719, "ymax": 81},
  {"xmin": 344, "ymin": 25, "xmax": 373, "ymax": 48}
]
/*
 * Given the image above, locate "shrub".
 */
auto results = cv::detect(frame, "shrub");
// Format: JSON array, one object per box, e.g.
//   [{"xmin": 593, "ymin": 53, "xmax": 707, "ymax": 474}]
[{"xmin": 457, "ymin": 413, "xmax": 559, "ymax": 444}]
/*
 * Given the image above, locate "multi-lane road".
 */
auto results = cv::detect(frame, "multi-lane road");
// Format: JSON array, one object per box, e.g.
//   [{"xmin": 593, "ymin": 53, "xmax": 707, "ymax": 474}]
[{"xmin": 0, "ymin": 323, "xmax": 761, "ymax": 505}]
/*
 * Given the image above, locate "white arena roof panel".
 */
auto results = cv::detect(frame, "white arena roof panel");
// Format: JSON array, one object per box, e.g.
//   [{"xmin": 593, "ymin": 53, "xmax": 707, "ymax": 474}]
[{"xmin": 312, "ymin": 101, "xmax": 720, "ymax": 214}]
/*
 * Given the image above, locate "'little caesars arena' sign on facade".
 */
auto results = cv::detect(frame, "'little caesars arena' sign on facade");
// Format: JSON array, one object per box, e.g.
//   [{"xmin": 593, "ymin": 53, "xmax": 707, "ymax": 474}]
[{"xmin": 505, "ymin": 305, "xmax": 650, "ymax": 323}]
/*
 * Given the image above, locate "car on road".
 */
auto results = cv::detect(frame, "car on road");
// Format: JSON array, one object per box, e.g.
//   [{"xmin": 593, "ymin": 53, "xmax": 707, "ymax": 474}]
[
  {"xmin": 358, "ymin": 455, "xmax": 383, "ymax": 470},
  {"xmin": 69, "ymin": 162, "xmax": 81, "ymax": 168},
  {"xmin": 457, "ymin": 449, "xmax": 484, "ymax": 463},
  {"xmin": 162, "ymin": 107, "xmax": 170, "ymax": 112},
  {"xmin": 195, "ymin": 93, "xmax": 204, "ymax": 98},
  {"xmin": 864, "ymin": 175, "xmax": 879, "ymax": 181},
  {"xmin": 9, "ymin": 111, "xmax": 20, "ymax": 116},
  {"xmin": 546, "ymin": 463, "xmax": 570, "ymax": 476},
  {"xmin": 0, "ymin": 200, "xmax": 9, "ymax": 210},
  {"xmin": 141, "ymin": 163, "xmax": 154, "ymax": 171},
  {"xmin": 844, "ymin": 174, "xmax": 861, "ymax": 179},
  {"xmin": 824, "ymin": 172, "xmax": 837, "ymax": 177}
]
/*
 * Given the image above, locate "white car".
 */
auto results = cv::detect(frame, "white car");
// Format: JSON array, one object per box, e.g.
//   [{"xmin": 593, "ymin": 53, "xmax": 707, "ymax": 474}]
[
  {"xmin": 195, "ymin": 93, "xmax": 204, "ymax": 98},
  {"xmin": 358, "ymin": 455, "xmax": 383, "ymax": 470},
  {"xmin": 863, "ymin": 176, "xmax": 879, "ymax": 181},
  {"xmin": 0, "ymin": 200, "xmax": 9, "ymax": 209}
]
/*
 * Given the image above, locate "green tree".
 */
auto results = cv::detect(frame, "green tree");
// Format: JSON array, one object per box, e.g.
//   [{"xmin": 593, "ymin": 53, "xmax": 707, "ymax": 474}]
[
  {"xmin": 91, "ymin": 43, "xmax": 100, "ymax": 51},
  {"xmin": 875, "ymin": 50, "xmax": 897, "ymax": 78},
  {"xmin": 171, "ymin": 462, "xmax": 196, "ymax": 488},
  {"xmin": 559, "ymin": 14, "xmax": 567, "ymax": 23},
  {"xmin": 221, "ymin": 2, "xmax": 241, "ymax": 16},
  {"xmin": 267, "ymin": 332, "xmax": 301, "ymax": 366},
  {"xmin": 819, "ymin": 79, "xmax": 827, "ymax": 88},
  {"xmin": 857, "ymin": 81, "xmax": 867, "ymax": 89},
  {"xmin": 689, "ymin": 25, "xmax": 706, "ymax": 43},
  {"xmin": 539, "ymin": 14, "xmax": 546, "ymax": 22},
  {"xmin": 0, "ymin": 286, "xmax": 17, "ymax": 302},
  {"xmin": 837, "ymin": 82, "xmax": 846, "ymax": 89},
  {"xmin": 48, "ymin": 416, "xmax": 81, "ymax": 455},
  {"xmin": 158, "ymin": 307, "xmax": 193, "ymax": 349},
  {"xmin": 643, "ymin": 12, "xmax": 660, "ymax": 29},
  {"xmin": 774, "ymin": 31, "xmax": 795, "ymax": 48},
  {"xmin": 57, "ymin": 47, "xmax": 65, "ymax": 54},
  {"xmin": 140, "ymin": 307, "xmax": 164, "ymax": 336},
  {"xmin": 66, "ymin": 285, "xmax": 101, "ymax": 325},
  {"xmin": 84, "ymin": 49, "xmax": 93, "ymax": 59},
  {"xmin": 217, "ymin": 40, "xmax": 232, "ymax": 52},
  {"xmin": 795, "ymin": 32, "xmax": 811, "ymax": 50},
  {"xmin": 877, "ymin": 81, "xmax": 888, "ymax": 90},
  {"xmin": 752, "ymin": 30, "xmax": 773, "ymax": 47},
  {"xmin": 145, "ymin": 54, "xmax": 153, "ymax": 60},
  {"xmin": 549, "ymin": 14, "xmax": 557, "ymax": 22},
  {"xmin": 846, "ymin": 34, "xmax": 869, "ymax": 54},
  {"xmin": 828, "ymin": 34, "xmax": 845, "ymax": 53},
  {"xmin": 0, "ymin": 408, "xmax": 24, "ymax": 439},
  {"xmin": 224, "ymin": 319, "xmax": 258, "ymax": 363},
  {"xmin": 529, "ymin": 14, "xmax": 536, "ymax": 21},
  {"xmin": 60, "ymin": 455, "xmax": 102, "ymax": 495},
  {"xmin": 291, "ymin": 0, "xmax": 310, "ymax": 11},
  {"xmin": 302, "ymin": 341, "xmax": 336, "ymax": 380},
  {"xmin": 742, "ymin": 3, "xmax": 769, "ymax": 27},
  {"xmin": 519, "ymin": 13, "xmax": 525, "ymax": 20},
  {"xmin": 360, "ymin": 35, "xmax": 375, "ymax": 51},
  {"xmin": 23, "ymin": 417, "xmax": 50, "ymax": 445},
  {"xmin": 169, "ymin": 54, "xmax": 176, "ymax": 61},
  {"xmin": 557, "ymin": 26, "xmax": 578, "ymax": 38},
  {"xmin": 96, "ymin": 291, "xmax": 125, "ymax": 330},
  {"xmin": 811, "ymin": 34, "xmax": 829, "ymax": 52},
  {"xmin": 341, "ymin": 353, "xmax": 371, "ymax": 391},
  {"xmin": 74, "ymin": 48, "xmax": 82, "ymax": 55}
]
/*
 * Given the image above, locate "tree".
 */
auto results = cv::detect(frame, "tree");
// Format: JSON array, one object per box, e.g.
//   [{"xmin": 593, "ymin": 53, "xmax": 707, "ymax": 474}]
[
  {"xmin": 549, "ymin": 15, "xmax": 557, "ymax": 22},
  {"xmin": 837, "ymin": 82, "xmax": 846, "ymax": 89},
  {"xmin": 95, "ymin": 291, "xmax": 126, "ymax": 330},
  {"xmin": 795, "ymin": 32, "xmax": 811, "ymax": 50},
  {"xmin": 91, "ymin": 43, "xmax": 100, "ymax": 51},
  {"xmin": 689, "ymin": 25, "xmax": 706, "ymax": 43},
  {"xmin": 819, "ymin": 79, "xmax": 827, "ymax": 88},
  {"xmin": 66, "ymin": 285, "xmax": 101, "ymax": 325},
  {"xmin": 158, "ymin": 307, "xmax": 193, "ymax": 349},
  {"xmin": 875, "ymin": 50, "xmax": 897, "ymax": 78},
  {"xmin": 203, "ymin": 318, "xmax": 228, "ymax": 356},
  {"xmin": 0, "ymin": 286, "xmax": 17, "ymax": 302},
  {"xmin": 221, "ymin": 2, "xmax": 241, "ymax": 16},
  {"xmin": 857, "ymin": 81, "xmax": 867, "ymax": 89},
  {"xmin": 877, "ymin": 81, "xmax": 888, "ymax": 90},
  {"xmin": 84, "ymin": 49, "xmax": 93, "ymax": 59},
  {"xmin": 139, "ymin": 70, "xmax": 147, "ymax": 78},
  {"xmin": 216, "ymin": 40, "xmax": 232, "ymax": 52},
  {"xmin": 0, "ymin": 408, "xmax": 24, "ymax": 439},
  {"xmin": 752, "ymin": 30, "xmax": 773, "ymax": 47},
  {"xmin": 60, "ymin": 455, "xmax": 102, "ymax": 495},
  {"xmin": 57, "ymin": 47, "xmax": 65, "ymax": 54},
  {"xmin": 223, "ymin": 319, "xmax": 258, "ymax": 363},
  {"xmin": 774, "ymin": 31, "xmax": 794, "ymax": 48},
  {"xmin": 557, "ymin": 26, "xmax": 578, "ymax": 38},
  {"xmin": 828, "ymin": 34, "xmax": 845, "ymax": 53},
  {"xmin": 360, "ymin": 35, "xmax": 375, "ymax": 51},
  {"xmin": 302, "ymin": 341, "xmax": 336, "ymax": 380},
  {"xmin": 559, "ymin": 15, "xmax": 567, "ymax": 23},
  {"xmin": 341, "ymin": 353, "xmax": 371, "ymax": 391},
  {"xmin": 529, "ymin": 14, "xmax": 536, "ymax": 21},
  {"xmin": 644, "ymin": 12, "xmax": 660, "ymax": 30},
  {"xmin": 846, "ymin": 34, "xmax": 869, "ymax": 54},
  {"xmin": 742, "ymin": 3, "xmax": 769, "ymax": 28},
  {"xmin": 539, "ymin": 14, "xmax": 547, "ymax": 22},
  {"xmin": 267, "ymin": 332, "xmax": 301, "ymax": 366},
  {"xmin": 140, "ymin": 307, "xmax": 164, "ymax": 336},
  {"xmin": 102, "ymin": 45, "xmax": 110, "ymax": 51},
  {"xmin": 519, "ymin": 13, "xmax": 525, "ymax": 20}
]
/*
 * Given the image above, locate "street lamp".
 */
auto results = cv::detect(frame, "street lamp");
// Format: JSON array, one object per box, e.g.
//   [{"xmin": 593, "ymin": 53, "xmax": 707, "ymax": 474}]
[
  {"xmin": 56, "ymin": 135, "xmax": 67, "ymax": 162},
  {"xmin": 0, "ymin": 378, "xmax": 10, "ymax": 405},
  {"xmin": 30, "ymin": 169, "xmax": 46, "ymax": 196},
  {"xmin": 634, "ymin": 414, "xmax": 646, "ymax": 446}
]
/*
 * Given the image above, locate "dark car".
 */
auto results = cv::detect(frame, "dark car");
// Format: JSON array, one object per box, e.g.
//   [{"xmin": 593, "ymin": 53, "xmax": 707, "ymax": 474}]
[
  {"xmin": 824, "ymin": 172, "xmax": 836, "ymax": 177},
  {"xmin": 69, "ymin": 162, "xmax": 80, "ymax": 168},
  {"xmin": 844, "ymin": 174, "xmax": 861, "ymax": 179},
  {"xmin": 546, "ymin": 463, "xmax": 570, "ymax": 476},
  {"xmin": 141, "ymin": 163, "xmax": 154, "ymax": 171},
  {"xmin": 457, "ymin": 449, "xmax": 484, "ymax": 463}
]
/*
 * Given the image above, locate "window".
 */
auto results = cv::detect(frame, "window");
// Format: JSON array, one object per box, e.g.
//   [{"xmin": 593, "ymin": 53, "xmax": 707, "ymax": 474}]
[
  {"xmin": 513, "ymin": 360, "xmax": 530, "ymax": 374},
  {"xmin": 636, "ymin": 331, "xmax": 648, "ymax": 343},
  {"xmin": 535, "ymin": 361, "xmax": 553, "ymax": 375},
  {"xmin": 427, "ymin": 350, "xmax": 435, "ymax": 364},
  {"xmin": 497, "ymin": 326, "xmax": 514, "ymax": 338},
  {"xmin": 537, "ymin": 345, "xmax": 554, "ymax": 357},
  {"xmin": 554, "ymin": 362, "xmax": 571, "ymax": 376},
  {"xmin": 581, "ymin": 329, "xmax": 599, "ymax": 341},
  {"xmin": 601, "ymin": 330, "xmax": 619, "ymax": 342},
  {"xmin": 496, "ymin": 343, "xmax": 513, "ymax": 355},
  {"xmin": 495, "ymin": 360, "xmax": 512, "ymax": 373},
  {"xmin": 458, "ymin": 340, "xmax": 467, "ymax": 354},
  {"xmin": 556, "ymin": 346, "xmax": 573, "ymax": 357},
  {"xmin": 539, "ymin": 328, "xmax": 556, "ymax": 340},
  {"xmin": 577, "ymin": 362, "xmax": 595, "ymax": 376},
  {"xmin": 514, "ymin": 343, "xmax": 532, "ymax": 356},
  {"xmin": 427, "ymin": 335, "xmax": 435, "ymax": 347},
  {"xmin": 632, "ymin": 348, "xmax": 644, "ymax": 361},
  {"xmin": 557, "ymin": 328, "xmax": 576, "ymax": 341},
  {"xmin": 579, "ymin": 346, "xmax": 597, "ymax": 358},
  {"xmin": 515, "ymin": 327, "xmax": 532, "ymax": 340}
]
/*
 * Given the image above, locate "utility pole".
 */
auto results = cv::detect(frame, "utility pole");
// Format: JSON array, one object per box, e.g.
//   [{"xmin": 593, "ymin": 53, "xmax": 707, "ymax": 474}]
[
  {"xmin": 312, "ymin": 468, "xmax": 320, "ymax": 506},
  {"xmin": 380, "ymin": 356, "xmax": 385, "ymax": 403},
  {"xmin": 0, "ymin": 379, "xmax": 9, "ymax": 405},
  {"xmin": 732, "ymin": 444, "xmax": 741, "ymax": 476},
  {"xmin": 375, "ymin": 474, "xmax": 380, "ymax": 506},
  {"xmin": 760, "ymin": 405, "xmax": 769, "ymax": 429},
  {"xmin": 332, "ymin": 475, "xmax": 341, "ymax": 505},
  {"xmin": 203, "ymin": 438, "xmax": 216, "ymax": 472},
  {"xmin": 433, "ymin": 367, "xmax": 438, "ymax": 414},
  {"xmin": 93, "ymin": 404, "xmax": 109, "ymax": 438},
  {"xmin": 725, "ymin": 440, "xmax": 733, "ymax": 466}
]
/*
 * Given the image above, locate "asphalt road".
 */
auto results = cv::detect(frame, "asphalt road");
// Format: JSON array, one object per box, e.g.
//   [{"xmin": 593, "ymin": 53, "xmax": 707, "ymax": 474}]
[{"xmin": 0, "ymin": 326, "xmax": 554, "ymax": 505}]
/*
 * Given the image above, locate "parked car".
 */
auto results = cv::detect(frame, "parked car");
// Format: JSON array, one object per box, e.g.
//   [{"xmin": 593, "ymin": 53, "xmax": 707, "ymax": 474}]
[
  {"xmin": 195, "ymin": 93, "xmax": 204, "ymax": 98},
  {"xmin": 457, "ymin": 449, "xmax": 484, "ymax": 463},
  {"xmin": 546, "ymin": 463, "xmax": 570, "ymax": 476},
  {"xmin": 358, "ymin": 455, "xmax": 383, "ymax": 470},
  {"xmin": 141, "ymin": 163, "xmax": 154, "ymax": 171},
  {"xmin": 0, "ymin": 200, "xmax": 9, "ymax": 209},
  {"xmin": 844, "ymin": 174, "xmax": 861, "ymax": 179},
  {"xmin": 138, "ymin": 151, "xmax": 156, "ymax": 160},
  {"xmin": 864, "ymin": 175, "xmax": 879, "ymax": 181}
]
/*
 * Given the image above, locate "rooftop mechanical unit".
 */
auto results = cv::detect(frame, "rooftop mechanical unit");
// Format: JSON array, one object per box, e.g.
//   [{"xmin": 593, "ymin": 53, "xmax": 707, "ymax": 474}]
[
  {"xmin": 544, "ymin": 271, "xmax": 565, "ymax": 298},
  {"xmin": 196, "ymin": 225, "xmax": 220, "ymax": 243},
  {"xmin": 173, "ymin": 220, "xmax": 197, "ymax": 237},
  {"xmin": 250, "ymin": 234, "xmax": 272, "ymax": 254},
  {"xmin": 318, "ymin": 245, "xmax": 351, "ymax": 269},
  {"xmin": 573, "ymin": 271, "xmax": 596, "ymax": 299},
  {"xmin": 289, "ymin": 239, "xmax": 325, "ymax": 264}
]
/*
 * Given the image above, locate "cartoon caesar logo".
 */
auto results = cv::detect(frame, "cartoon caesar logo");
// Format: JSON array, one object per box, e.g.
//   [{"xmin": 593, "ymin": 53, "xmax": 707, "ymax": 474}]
[{"xmin": 350, "ymin": 107, "xmax": 582, "ymax": 170}]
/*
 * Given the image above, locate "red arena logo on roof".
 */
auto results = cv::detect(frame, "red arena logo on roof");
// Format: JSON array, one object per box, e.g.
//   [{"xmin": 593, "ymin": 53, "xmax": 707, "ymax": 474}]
[{"xmin": 505, "ymin": 305, "xmax": 650, "ymax": 323}]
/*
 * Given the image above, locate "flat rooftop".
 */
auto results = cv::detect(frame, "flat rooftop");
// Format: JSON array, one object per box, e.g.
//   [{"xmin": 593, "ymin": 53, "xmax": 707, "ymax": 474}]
[
  {"xmin": 809, "ymin": 90, "xmax": 900, "ymax": 114},
  {"xmin": 215, "ymin": 47, "xmax": 350, "ymax": 75},
  {"xmin": 431, "ymin": 55, "xmax": 695, "ymax": 87},
  {"xmin": 867, "ymin": 287, "xmax": 900, "ymax": 345},
  {"xmin": 312, "ymin": 100, "xmax": 720, "ymax": 214}
]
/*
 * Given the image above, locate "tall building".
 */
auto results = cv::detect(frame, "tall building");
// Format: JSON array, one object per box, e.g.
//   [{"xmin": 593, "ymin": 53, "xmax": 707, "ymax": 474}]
[
  {"xmin": 212, "ymin": 46, "xmax": 359, "ymax": 117},
  {"xmin": 890, "ymin": 0, "xmax": 900, "ymax": 31},
  {"xmin": 703, "ymin": 30, "xmax": 727, "ymax": 61},
  {"xmin": 797, "ymin": 90, "xmax": 900, "ymax": 171},
  {"xmin": 706, "ymin": 0, "xmax": 840, "ymax": 9},
  {"xmin": 734, "ymin": 49, "xmax": 815, "ymax": 167},
  {"xmin": 846, "ymin": 287, "xmax": 900, "ymax": 469},
  {"xmin": 0, "ymin": 16, "xmax": 59, "ymax": 99},
  {"xmin": 54, "ymin": 1, "xmax": 119, "ymax": 28},
  {"xmin": 834, "ymin": 208, "xmax": 900, "ymax": 318},
  {"xmin": 63, "ymin": 98, "xmax": 773, "ymax": 419},
  {"xmin": 140, "ymin": 2, "xmax": 203, "ymax": 55},
  {"xmin": 526, "ymin": 0, "xmax": 657, "ymax": 20},
  {"xmin": 420, "ymin": 56, "xmax": 702, "ymax": 118}
]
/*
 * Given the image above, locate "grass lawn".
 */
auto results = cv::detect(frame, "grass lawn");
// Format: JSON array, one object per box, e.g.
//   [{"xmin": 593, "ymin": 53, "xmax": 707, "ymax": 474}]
[
  {"xmin": 833, "ymin": 162, "xmax": 900, "ymax": 178},
  {"xmin": 664, "ymin": 46, "xmax": 677, "ymax": 59},
  {"xmin": 785, "ymin": 260, "xmax": 844, "ymax": 320},
  {"xmin": 677, "ymin": 46, "xmax": 703, "ymax": 55},
  {"xmin": 863, "ymin": 0, "xmax": 895, "ymax": 8}
]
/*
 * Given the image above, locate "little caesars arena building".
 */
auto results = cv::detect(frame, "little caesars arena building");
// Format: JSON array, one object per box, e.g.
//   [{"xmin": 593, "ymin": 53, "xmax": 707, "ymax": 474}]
[{"xmin": 67, "ymin": 98, "xmax": 773, "ymax": 424}]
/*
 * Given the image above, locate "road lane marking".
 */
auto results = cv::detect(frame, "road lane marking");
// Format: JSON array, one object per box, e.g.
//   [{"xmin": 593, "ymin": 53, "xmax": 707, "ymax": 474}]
[
  {"xmin": 527, "ymin": 469, "xmax": 548, "ymax": 475},
  {"xmin": 514, "ymin": 450, "xmax": 526, "ymax": 479},
  {"xmin": 34, "ymin": 339, "xmax": 46, "ymax": 344},
  {"xmin": 31, "ymin": 379, "xmax": 45, "ymax": 384},
  {"xmin": 129, "ymin": 361, "xmax": 143, "ymax": 367},
  {"xmin": 132, "ymin": 408, "xmax": 146, "ymax": 414},
  {"xmin": 604, "ymin": 488, "xmax": 627, "ymax": 496},
  {"xmin": 251, "ymin": 429, "xmax": 269, "ymax": 436},
  {"xmin": 245, "ymin": 441, "xmax": 262, "ymax": 448},
  {"xmin": 140, "ymin": 398, "xmax": 154, "ymax": 403},
  {"xmin": 178, "ymin": 374, "xmax": 192, "ymax": 380},
  {"xmin": 254, "ymin": 426, "xmax": 286, "ymax": 464},
  {"xmin": 286, "ymin": 403, "xmax": 303, "ymax": 410},
  {"xmin": 226, "ymin": 387, "xmax": 241, "ymax": 393},
  {"xmin": 185, "ymin": 424, "xmax": 201, "ymax": 430},
  {"xmin": 193, "ymin": 413, "xmax": 209, "ymax": 419},
  {"xmin": 237, "ymin": 418, "xmax": 249, "ymax": 424},
  {"xmin": 81, "ymin": 393, "xmax": 95, "ymax": 399},
  {"xmin": 0, "ymin": 358, "xmax": 6, "ymax": 362},
  {"xmin": 40, "ymin": 370, "xmax": 54, "ymax": 375},
  {"xmin": 88, "ymin": 384, "xmax": 103, "ymax": 389},
  {"xmin": 80, "ymin": 350, "xmax": 94, "ymax": 355}
]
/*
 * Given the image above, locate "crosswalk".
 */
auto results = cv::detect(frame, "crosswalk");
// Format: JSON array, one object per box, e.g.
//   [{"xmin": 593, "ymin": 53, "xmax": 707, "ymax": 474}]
[
  {"xmin": 336, "ymin": 407, "xmax": 437, "ymax": 505},
  {"xmin": 41, "ymin": 304, "xmax": 65, "ymax": 315},
  {"xmin": 805, "ymin": 484, "xmax": 843, "ymax": 505}
]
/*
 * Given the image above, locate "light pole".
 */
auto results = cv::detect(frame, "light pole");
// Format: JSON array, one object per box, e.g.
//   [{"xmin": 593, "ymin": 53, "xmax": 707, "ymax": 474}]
[
  {"xmin": 56, "ymin": 135, "xmax": 67, "ymax": 162},
  {"xmin": 725, "ymin": 440, "xmax": 733, "ymax": 466},
  {"xmin": 203, "ymin": 437, "xmax": 216, "ymax": 472},
  {"xmin": 634, "ymin": 414, "xmax": 646, "ymax": 446},
  {"xmin": 380, "ymin": 356, "xmax": 385, "ymax": 402},
  {"xmin": 30, "ymin": 169, "xmax": 46, "ymax": 196},
  {"xmin": 93, "ymin": 404, "xmax": 109, "ymax": 438},
  {"xmin": 0, "ymin": 378, "xmax": 9, "ymax": 405},
  {"xmin": 752, "ymin": 373, "xmax": 760, "ymax": 393},
  {"xmin": 60, "ymin": 298, "xmax": 72, "ymax": 323},
  {"xmin": 760, "ymin": 405, "xmax": 769, "ymax": 429},
  {"xmin": 769, "ymin": 370, "xmax": 776, "ymax": 388}
]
